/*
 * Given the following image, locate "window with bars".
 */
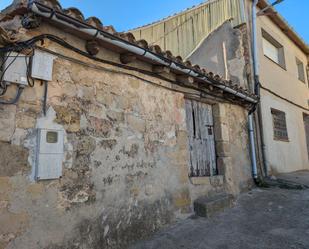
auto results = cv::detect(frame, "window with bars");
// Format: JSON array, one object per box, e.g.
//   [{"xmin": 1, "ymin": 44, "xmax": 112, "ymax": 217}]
[{"xmin": 271, "ymin": 108, "xmax": 289, "ymax": 141}]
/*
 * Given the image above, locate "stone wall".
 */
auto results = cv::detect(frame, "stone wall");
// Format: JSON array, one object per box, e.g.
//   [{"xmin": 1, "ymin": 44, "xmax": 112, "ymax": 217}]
[{"xmin": 0, "ymin": 22, "xmax": 252, "ymax": 249}]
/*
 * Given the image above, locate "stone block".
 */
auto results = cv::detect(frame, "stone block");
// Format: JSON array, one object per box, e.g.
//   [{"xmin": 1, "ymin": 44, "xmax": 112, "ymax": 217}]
[
  {"xmin": 212, "ymin": 103, "xmax": 226, "ymax": 118},
  {"xmin": 54, "ymin": 105, "xmax": 81, "ymax": 132},
  {"xmin": 217, "ymin": 157, "xmax": 232, "ymax": 175},
  {"xmin": 0, "ymin": 142, "xmax": 30, "ymax": 177},
  {"xmin": 95, "ymin": 90, "xmax": 114, "ymax": 106},
  {"xmin": 214, "ymin": 123, "xmax": 229, "ymax": 142},
  {"xmin": 190, "ymin": 177, "xmax": 211, "ymax": 185},
  {"xmin": 173, "ymin": 189, "xmax": 191, "ymax": 209},
  {"xmin": 16, "ymin": 114, "xmax": 36, "ymax": 129},
  {"xmin": 176, "ymin": 130, "xmax": 188, "ymax": 150},
  {"xmin": 209, "ymin": 175, "xmax": 224, "ymax": 187},
  {"xmin": 0, "ymin": 105, "xmax": 16, "ymax": 142},
  {"xmin": 216, "ymin": 141, "xmax": 231, "ymax": 157},
  {"xmin": 127, "ymin": 114, "xmax": 145, "ymax": 134},
  {"xmin": 194, "ymin": 193, "xmax": 234, "ymax": 218},
  {"xmin": 128, "ymin": 78, "xmax": 140, "ymax": 89}
]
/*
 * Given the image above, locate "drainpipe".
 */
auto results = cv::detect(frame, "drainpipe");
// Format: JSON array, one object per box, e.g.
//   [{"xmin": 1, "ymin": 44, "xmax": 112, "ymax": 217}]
[
  {"xmin": 27, "ymin": 1, "xmax": 258, "ymax": 105},
  {"xmin": 248, "ymin": 113, "xmax": 257, "ymax": 179},
  {"xmin": 250, "ymin": 0, "xmax": 270, "ymax": 181},
  {"xmin": 247, "ymin": 0, "xmax": 260, "ymax": 180},
  {"xmin": 252, "ymin": 0, "xmax": 259, "ymax": 96}
]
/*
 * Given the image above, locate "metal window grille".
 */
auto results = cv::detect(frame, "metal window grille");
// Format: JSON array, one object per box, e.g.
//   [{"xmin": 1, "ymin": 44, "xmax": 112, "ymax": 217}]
[{"xmin": 271, "ymin": 108, "xmax": 288, "ymax": 141}]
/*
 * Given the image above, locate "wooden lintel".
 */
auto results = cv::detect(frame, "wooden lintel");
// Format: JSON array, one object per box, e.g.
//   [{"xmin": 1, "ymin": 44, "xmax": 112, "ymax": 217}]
[
  {"xmin": 120, "ymin": 53, "xmax": 136, "ymax": 64},
  {"xmin": 176, "ymin": 75, "xmax": 195, "ymax": 85},
  {"xmin": 152, "ymin": 65, "xmax": 170, "ymax": 74}
]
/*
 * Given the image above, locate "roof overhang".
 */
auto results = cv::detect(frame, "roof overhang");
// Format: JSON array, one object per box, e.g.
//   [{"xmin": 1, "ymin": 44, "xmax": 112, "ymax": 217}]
[{"xmin": 257, "ymin": 0, "xmax": 309, "ymax": 55}]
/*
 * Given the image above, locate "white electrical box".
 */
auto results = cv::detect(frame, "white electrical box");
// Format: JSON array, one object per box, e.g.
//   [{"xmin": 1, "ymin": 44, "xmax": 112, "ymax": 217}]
[
  {"xmin": 35, "ymin": 129, "xmax": 64, "ymax": 180},
  {"xmin": 2, "ymin": 52, "xmax": 29, "ymax": 86},
  {"xmin": 31, "ymin": 50, "xmax": 55, "ymax": 81}
]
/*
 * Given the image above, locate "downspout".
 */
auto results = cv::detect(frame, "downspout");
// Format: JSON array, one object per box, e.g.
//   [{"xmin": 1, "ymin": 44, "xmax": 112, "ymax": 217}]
[
  {"xmin": 251, "ymin": 0, "xmax": 269, "ymax": 177},
  {"xmin": 27, "ymin": 1, "xmax": 258, "ymax": 104},
  {"xmin": 248, "ymin": 0, "xmax": 259, "ymax": 180}
]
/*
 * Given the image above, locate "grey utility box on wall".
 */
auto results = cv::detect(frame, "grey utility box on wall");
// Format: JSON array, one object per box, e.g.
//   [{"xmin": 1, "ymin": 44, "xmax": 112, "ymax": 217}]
[
  {"xmin": 2, "ymin": 52, "xmax": 29, "ymax": 86},
  {"xmin": 35, "ymin": 129, "xmax": 64, "ymax": 180},
  {"xmin": 31, "ymin": 50, "xmax": 55, "ymax": 81}
]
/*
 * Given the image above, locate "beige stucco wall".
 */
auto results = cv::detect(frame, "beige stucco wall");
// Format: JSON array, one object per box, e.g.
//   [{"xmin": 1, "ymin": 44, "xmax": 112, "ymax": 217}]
[
  {"xmin": 0, "ymin": 18, "xmax": 253, "ymax": 249},
  {"xmin": 245, "ymin": 0, "xmax": 309, "ymax": 173}
]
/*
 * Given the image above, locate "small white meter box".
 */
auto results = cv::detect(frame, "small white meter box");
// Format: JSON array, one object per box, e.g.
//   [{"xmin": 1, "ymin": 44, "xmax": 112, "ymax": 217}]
[{"xmin": 35, "ymin": 129, "xmax": 64, "ymax": 180}]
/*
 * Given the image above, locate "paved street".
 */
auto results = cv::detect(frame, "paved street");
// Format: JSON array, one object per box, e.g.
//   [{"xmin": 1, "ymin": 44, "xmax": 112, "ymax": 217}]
[{"xmin": 130, "ymin": 187, "xmax": 309, "ymax": 249}]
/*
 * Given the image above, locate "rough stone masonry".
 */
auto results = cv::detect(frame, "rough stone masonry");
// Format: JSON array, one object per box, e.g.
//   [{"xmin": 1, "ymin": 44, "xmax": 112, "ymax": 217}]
[{"xmin": 0, "ymin": 2, "xmax": 253, "ymax": 249}]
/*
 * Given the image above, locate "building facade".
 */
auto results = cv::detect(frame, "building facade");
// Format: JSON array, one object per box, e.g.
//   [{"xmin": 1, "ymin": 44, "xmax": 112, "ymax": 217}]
[
  {"xmin": 0, "ymin": 1, "xmax": 256, "ymax": 248},
  {"xmin": 247, "ymin": 0, "xmax": 309, "ymax": 174},
  {"xmin": 132, "ymin": 0, "xmax": 309, "ymax": 175}
]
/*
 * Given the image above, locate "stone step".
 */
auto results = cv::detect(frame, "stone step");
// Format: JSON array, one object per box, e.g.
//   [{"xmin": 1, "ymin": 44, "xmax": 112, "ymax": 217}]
[{"xmin": 194, "ymin": 193, "xmax": 234, "ymax": 218}]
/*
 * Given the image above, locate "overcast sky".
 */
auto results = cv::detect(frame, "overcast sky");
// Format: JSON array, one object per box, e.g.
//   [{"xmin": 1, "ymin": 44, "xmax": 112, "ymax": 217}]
[{"xmin": 0, "ymin": 0, "xmax": 308, "ymax": 43}]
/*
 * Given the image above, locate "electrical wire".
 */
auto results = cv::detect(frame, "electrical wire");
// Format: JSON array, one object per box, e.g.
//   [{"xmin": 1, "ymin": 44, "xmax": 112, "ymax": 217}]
[
  {"xmin": 36, "ymin": 45, "xmax": 240, "ymax": 106},
  {"xmin": 0, "ymin": 86, "xmax": 24, "ymax": 104},
  {"xmin": 0, "ymin": 33, "xmax": 253, "ymax": 107},
  {"xmin": 260, "ymin": 85, "xmax": 309, "ymax": 112},
  {"xmin": 0, "ymin": 34, "xmax": 240, "ymax": 93},
  {"xmin": 42, "ymin": 80, "xmax": 48, "ymax": 115},
  {"xmin": 25, "ymin": 50, "xmax": 35, "ymax": 87}
]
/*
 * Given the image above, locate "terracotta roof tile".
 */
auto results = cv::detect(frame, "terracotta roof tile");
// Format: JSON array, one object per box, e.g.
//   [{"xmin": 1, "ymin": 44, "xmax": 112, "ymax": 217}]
[{"xmin": 1, "ymin": 0, "xmax": 258, "ymax": 102}]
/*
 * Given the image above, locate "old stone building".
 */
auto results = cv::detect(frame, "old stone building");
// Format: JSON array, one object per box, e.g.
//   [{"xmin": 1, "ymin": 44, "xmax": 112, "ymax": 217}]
[{"xmin": 0, "ymin": 0, "xmax": 257, "ymax": 248}]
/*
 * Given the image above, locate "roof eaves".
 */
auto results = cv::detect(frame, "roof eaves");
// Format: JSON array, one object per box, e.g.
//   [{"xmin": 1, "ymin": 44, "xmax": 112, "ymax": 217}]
[{"xmin": 0, "ymin": 0, "xmax": 258, "ymax": 104}]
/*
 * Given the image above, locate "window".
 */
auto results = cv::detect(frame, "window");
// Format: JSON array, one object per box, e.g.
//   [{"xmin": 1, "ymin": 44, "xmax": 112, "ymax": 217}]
[
  {"xmin": 262, "ymin": 30, "xmax": 285, "ymax": 68},
  {"xmin": 271, "ymin": 108, "xmax": 288, "ymax": 141},
  {"xmin": 296, "ymin": 58, "xmax": 305, "ymax": 83}
]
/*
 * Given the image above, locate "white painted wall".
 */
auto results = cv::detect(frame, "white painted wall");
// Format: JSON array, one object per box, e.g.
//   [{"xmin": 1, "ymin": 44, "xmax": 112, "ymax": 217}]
[
  {"xmin": 245, "ymin": 0, "xmax": 309, "ymax": 174},
  {"xmin": 260, "ymin": 92, "xmax": 309, "ymax": 173}
]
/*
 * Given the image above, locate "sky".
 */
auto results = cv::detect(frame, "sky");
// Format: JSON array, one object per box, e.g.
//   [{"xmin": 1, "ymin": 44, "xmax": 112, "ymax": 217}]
[{"xmin": 0, "ymin": 0, "xmax": 308, "ymax": 43}]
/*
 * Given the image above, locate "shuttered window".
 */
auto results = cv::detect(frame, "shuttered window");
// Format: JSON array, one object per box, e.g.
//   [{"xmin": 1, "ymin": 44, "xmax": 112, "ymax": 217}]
[
  {"xmin": 262, "ymin": 30, "xmax": 285, "ymax": 68},
  {"xmin": 263, "ymin": 37, "xmax": 279, "ymax": 63},
  {"xmin": 296, "ymin": 58, "xmax": 305, "ymax": 83},
  {"xmin": 271, "ymin": 108, "xmax": 288, "ymax": 141}
]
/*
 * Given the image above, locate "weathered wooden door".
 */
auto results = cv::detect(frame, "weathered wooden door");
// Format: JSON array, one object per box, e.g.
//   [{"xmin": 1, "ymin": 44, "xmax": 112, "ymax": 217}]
[
  {"xmin": 304, "ymin": 114, "xmax": 309, "ymax": 159},
  {"xmin": 185, "ymin": 99, "xmax": 217, "ymax": 177}
]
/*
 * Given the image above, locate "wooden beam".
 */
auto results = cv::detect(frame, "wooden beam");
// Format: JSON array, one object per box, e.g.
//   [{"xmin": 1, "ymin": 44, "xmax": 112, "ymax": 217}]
[
  {"xmin": 85, "ymin": 40, "xmax": 99, "ymax": 56},
  {"xmin": 198, "ymin": 82, "xmax": 214, "ymax": 92},
  {"xmin": 120, "ymin": 53, "xmax": 136, "ymax": 64},
  {"xmin": 152, "ymin": 65, "xmax": 170, "ymax": 74},
  {"xmin": 176, "ymin": 75, "xmax": 195, "ymax": 86}
]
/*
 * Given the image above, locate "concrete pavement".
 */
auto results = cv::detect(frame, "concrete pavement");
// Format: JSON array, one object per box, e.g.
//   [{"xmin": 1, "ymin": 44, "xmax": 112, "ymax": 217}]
[
  {"xmin": 129, "ymin": 187, "xmax": 309, "ymax": 249},
  {"xmin": 275, "ymin": 170, "xmax": 309, "ymax": 188}
]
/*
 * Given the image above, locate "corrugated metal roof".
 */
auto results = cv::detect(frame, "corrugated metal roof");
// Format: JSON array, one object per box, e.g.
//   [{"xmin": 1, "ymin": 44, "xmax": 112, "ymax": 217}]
[{"xmin": 130, "ymin": 0, "xmax": 246, "ymax": 58}]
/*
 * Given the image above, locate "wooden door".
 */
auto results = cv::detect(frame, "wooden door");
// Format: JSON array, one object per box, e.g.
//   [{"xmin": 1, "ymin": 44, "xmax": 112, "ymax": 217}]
[{"xmin": 185, "ymin": 99, "xmax": 217, "ymax": 177}]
